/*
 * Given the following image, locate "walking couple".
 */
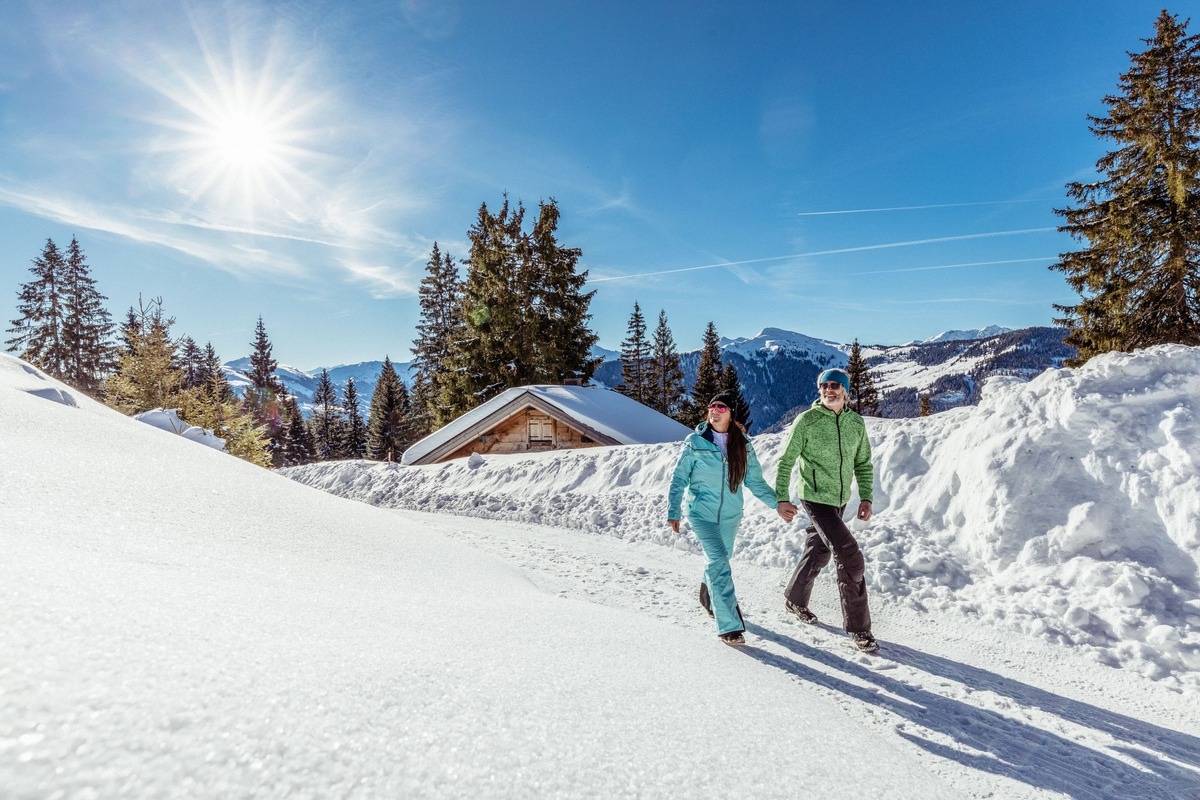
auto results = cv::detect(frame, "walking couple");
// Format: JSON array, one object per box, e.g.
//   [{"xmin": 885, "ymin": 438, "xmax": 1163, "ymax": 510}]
[{"xmin": 667, "ymin": 368, "xmax": 878, "ymax": 652}]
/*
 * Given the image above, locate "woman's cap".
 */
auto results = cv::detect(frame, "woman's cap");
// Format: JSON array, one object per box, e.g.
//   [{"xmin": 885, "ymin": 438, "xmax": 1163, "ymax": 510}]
[
  {"xmin": 817, "ymin": 368, "xmax": 850, "ymax": 392},
  {"xmin": 708, "ymin": 390, "xmax": 749, "ymax": 426}
]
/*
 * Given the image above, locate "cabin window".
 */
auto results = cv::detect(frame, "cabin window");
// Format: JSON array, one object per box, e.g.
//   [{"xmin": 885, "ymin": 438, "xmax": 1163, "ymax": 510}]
[
  {"xmin": 581, "ymin": 436, "xmax": 593, "ymax": 443},
  {"xmin": 528, "ymin": 414, "xmax": 554, "ymax": 442}
]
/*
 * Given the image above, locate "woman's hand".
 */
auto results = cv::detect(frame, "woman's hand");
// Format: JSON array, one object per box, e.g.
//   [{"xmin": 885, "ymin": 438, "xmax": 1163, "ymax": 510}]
[
  {"xmin": 857, "ymin": 501, "xmax": 873, "ymax": 522},
  {"xmin": 668, "ymin": 519, "xmax": 680, "ymax": 534}
]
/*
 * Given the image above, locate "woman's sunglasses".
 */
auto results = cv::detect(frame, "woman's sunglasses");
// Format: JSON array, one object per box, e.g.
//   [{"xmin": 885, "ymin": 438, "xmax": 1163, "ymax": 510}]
[{"xmin": 707, "ymin": 402, "xmax": 729, "ymax": 412}]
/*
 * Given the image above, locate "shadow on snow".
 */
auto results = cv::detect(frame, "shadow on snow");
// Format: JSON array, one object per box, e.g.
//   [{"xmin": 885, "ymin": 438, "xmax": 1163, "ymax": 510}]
[{"xmin": 742, "ymin": 622, "xmax": 1200, "ymax": 800}]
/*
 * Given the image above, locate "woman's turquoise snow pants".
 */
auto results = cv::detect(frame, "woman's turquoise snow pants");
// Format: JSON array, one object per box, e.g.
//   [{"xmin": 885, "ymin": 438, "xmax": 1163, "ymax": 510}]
[{"xmin": 689, "ymin": 517, "xmax": 745, "ymax": 635}]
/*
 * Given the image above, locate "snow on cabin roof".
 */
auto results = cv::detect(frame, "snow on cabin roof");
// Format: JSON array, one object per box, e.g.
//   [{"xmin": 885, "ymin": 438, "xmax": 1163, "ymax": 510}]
[{"xmin": 401, "ymin": 385, "xmax": 692, "ymax": 465}]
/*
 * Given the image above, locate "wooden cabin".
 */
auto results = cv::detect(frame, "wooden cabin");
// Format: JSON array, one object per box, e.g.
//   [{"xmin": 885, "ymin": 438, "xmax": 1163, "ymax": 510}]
[{"xmin": 401, "ymin": 385, "xmax": 692, "ymax": 466}]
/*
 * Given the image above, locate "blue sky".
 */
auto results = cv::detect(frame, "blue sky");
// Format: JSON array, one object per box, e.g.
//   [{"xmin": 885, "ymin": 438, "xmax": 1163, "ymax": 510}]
[{"xmin": 0, "ymin": 1, "xmax": 1180, "ymax": 368}]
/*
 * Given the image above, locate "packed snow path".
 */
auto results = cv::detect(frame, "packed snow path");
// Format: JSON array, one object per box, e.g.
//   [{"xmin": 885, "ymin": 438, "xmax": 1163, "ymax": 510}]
[{"xmin": 410, "ymin": 510, "xmax": 1200, "ymax": 800}]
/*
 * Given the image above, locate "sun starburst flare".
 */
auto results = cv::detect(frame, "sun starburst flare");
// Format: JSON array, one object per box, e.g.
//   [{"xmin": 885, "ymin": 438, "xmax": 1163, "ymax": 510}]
[{"xmin": 137, "ymin": 9, "xmax": 333, "ymax": 227}]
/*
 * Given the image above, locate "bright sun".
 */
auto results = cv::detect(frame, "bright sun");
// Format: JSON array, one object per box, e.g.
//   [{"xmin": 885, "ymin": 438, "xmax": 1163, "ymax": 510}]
[
  {"xmin": 209, "ymin": 109, "xmax": 278, "ymax": 170},
  {"xmin": 145, "ymin": 16, "xmax": 326, "ymax": 222}
]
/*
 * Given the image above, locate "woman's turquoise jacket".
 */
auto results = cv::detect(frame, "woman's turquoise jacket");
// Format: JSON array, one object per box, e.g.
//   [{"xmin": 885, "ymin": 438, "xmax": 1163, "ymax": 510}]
[{"xmin": 667, "ymin": 423, "xmax": 778, "ymax": 524}]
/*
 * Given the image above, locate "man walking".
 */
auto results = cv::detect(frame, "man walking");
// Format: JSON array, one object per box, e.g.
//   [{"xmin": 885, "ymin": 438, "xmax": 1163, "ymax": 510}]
[{"xmin": 775, "ymin": 368, "xmax": 879, "ymax": 652}]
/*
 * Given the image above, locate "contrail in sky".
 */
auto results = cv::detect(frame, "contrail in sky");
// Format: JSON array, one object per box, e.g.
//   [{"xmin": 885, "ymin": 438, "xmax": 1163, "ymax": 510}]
[
  {"xmin": 587, "ymin": 227, "xmax": 1056, "ymax": 284},
  {"xmin": 844, "ymin": 256, "xmax": 1058, "ymax": 276},
  {"xmin": 796, "ymin": 199, "xmax": 1050, "ymax": 216}
]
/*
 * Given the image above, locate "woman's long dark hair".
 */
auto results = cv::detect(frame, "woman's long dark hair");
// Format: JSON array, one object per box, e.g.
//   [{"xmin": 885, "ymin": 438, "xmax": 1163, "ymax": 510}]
[{"xmin": 726, "ymin": 422, "xmax": 748, "ymax": 492}]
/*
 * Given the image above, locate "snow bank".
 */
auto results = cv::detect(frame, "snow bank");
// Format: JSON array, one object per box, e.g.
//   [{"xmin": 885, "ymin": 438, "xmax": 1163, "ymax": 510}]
[
  {"xmin": 286, "ymin": 346, "xmax": 1200, "ymax": 687},
  {"xmin": 133, "ymin": 408, "xmax": 226, "ymax": 450}
]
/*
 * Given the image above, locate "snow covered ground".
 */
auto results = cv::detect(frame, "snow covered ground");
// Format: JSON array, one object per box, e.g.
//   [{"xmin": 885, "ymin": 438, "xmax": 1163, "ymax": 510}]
[{"xmin": 4, "ymin": 347, "xmax": 1200, "ymax": 798}]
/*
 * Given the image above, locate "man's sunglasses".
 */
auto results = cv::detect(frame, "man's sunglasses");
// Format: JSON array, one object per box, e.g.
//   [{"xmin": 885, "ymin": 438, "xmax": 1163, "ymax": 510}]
[{"xmin": 820, "ymin": 382, "xmax": 844, "ymax": 391}]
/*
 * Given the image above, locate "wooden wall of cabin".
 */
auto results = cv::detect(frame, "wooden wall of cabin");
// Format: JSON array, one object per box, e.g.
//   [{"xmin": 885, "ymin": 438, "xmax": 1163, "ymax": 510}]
[{"xmin": 441, "ymin": 408, "xmax": 604, "ymax": 462}]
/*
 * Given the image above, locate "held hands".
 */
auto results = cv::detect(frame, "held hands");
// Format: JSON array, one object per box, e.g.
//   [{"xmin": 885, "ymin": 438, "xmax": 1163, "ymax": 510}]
[
  {"xmin": 857, "ymin": 500, "xmax": 873, "ymax": 522},
  {"xmin": 777, "ymin": 501, "xmax": 798, "ymax": 523}
]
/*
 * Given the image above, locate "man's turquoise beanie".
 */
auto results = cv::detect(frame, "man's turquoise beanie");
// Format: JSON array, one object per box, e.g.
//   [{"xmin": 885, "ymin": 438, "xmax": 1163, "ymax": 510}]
[{"xmin": 817, "ymin": 368, "xmax": 850, "ymax": 392}]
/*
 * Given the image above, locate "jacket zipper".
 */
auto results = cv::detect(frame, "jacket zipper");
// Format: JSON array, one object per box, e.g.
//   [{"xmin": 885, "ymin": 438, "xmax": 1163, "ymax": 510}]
[
  {"xmin": 835, "ymin": 413, "xmax": 845, "ymax": 502},
  {"xmin": 717, "ymin": 453, "xmax": 727, "ymax": 524}
]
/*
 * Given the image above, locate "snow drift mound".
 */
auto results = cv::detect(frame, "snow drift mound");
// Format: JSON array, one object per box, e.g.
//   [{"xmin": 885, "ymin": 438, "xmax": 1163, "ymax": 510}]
[
  {"xmin": 870, "ymin": 344, "xmax": 1200, "ymax": 680},
  {"xmin": 285, "ymin": 345, "xmax": 1200, "ymax": 685}
]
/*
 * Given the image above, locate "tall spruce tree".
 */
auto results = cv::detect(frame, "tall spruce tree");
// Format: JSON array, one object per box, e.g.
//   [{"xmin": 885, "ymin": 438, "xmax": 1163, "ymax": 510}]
[
  {"xmin": 248, "ymin": 317, "xmax": 283, "ymax": 393},
  {"xmin": 647, "ymin": 310, "xmax": 687, "ymax": 420},
  {"xmin": 846, "ymin": 339, "xmax": 881, "ymax": 416},
  {"xmin": 618, "ymin": 301, "xmax": 651, "ymax": 404},
  {"xmin": 340, "ymin": 376, "xmax": 367, "ymax": 459},
  {"xmin": 7, "ymin": 238, "xmax": 69, "ymax": 378},
  {"xmin": 719, "ymin": 360, "xmax": 752, "ymax": 432},
  {"xmin": 61, "ymin": 237, "xmax": 114, "ymax": 394},
  {"xmin": 442, "ymin": 198, "xmax": 526, "ymax": 417},
  {"xmin": 244, "ymin": 316, "xmax": 286, "ymax": 464},
  {"xmin": 411, "ymin": 242, "xmax": 462, "ymax": 432},
  {"xmin": 280, "ymin": 396, "xmax": 315, "ymax": 466},
  {"xmin": 178, "ymin": 336, "xmax": 206, "ymax": 390},
  {"xmin": 202, "ymin": 342, "xmax": 233, "ymax": 402},
  {"xmin": 308, "ymin": 368, "xmax": 341, "ymax": 460},
  {"xmin": 441, "ymin": 196, "xmax": 598, "ymax": 418},
  {"xmin": 687, "ymin": 322, "xmax": 724, "ymax": 427},
  {"xmin": 367, "ymin": 357, "xmax": 409, "ymax": 460},
  {"xmin": 1053, "ymin": 10, "xmax": 1200, "ymax": 363},
  {"xmin": 529, "ymin": 198, "xmax": 599, "ymax": 384}
]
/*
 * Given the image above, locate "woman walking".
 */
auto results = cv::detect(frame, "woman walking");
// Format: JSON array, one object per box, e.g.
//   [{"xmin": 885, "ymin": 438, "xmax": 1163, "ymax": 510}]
[{"xmin": 668, "ymin": 391, "xmax": 786, "ymax": 645}]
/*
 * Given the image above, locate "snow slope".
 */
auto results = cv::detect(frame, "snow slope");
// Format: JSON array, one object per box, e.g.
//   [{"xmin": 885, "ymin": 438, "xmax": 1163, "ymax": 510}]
[
  {"xmin": 2, "ymin": 352, "xmax": 951, "ymax": 798},
  {"xmin": 6, "ymin": 347, "xmax": 1200, "ymax": 798}
]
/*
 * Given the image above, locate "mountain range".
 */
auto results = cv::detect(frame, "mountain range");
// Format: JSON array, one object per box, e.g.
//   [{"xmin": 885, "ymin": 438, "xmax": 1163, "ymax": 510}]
[{"xmin": 224, "ymin": 325, "xmax": 1075, "ymax": 430}]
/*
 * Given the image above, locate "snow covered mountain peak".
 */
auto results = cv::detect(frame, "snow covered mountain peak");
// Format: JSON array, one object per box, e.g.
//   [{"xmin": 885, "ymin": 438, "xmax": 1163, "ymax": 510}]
[{"xmin": 922, "ymin": 325, "xmax": 1012, "ymax": 344}]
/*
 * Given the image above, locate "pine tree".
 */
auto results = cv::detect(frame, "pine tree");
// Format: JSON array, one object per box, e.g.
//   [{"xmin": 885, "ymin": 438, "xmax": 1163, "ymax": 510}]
[
  {"xmin": 529, "ymin": 198, "xmax": 599, "ymax": 384},
  {"xmin": 244, "ymin": 316, "xmax": 286, "ymax": 464},
  {"xmin": 248, "ymin": 317, "xmax": 284, "ymax": 393},
  {"xmin": 720, "ymin": 360, "xmax": 752, "ymax": 432},
  {"xmin": 442, "ymin": 198, "xmax": 526, "ymax": 417},
  {"xmin": 175, "ymin": 358, "xmax": 272, "ymax": 469},
  {"xmin": 919, "ymin": 394, "xmax": 933, "ymax": 417},
  {"xmin": 280, "ymin": 396, "xmax": 315, "ymax": 466},
  {"xmin": 340, "ymin": 376, "xmax": 367, "ymax": 459},
  {"xmin": 441, "ymin": 196, "xmax": 599, "ymax": 418},
  {"xmin": 846, "ymin": 339, "xmax": 881, "ymax": 416},
  {"xmin": 647, "ymin": 309, "xmax": 687, "ymax": 420},
  {"xmin": 178, "ymin": 336, "xmax": 206, "ymax": 390},
  {"xmin": 411, "ymin": 242, "xmax": 462, "ymax": 433},
  {"xmin": 1052, "ymin": 10, "xmax": 1200, "ymax": 363},
  {"xmin": 103, "ymin": 298, "xmax": 184, "ymax": 415},
  {"xmin": 61, "ymin": 237, "xmax": 114, "ymax": 395},
  {"xmin": 618, "ymin": 301, "xmax": 651, "ymax": 404},
  {"xmin": 7, "ymin": 238, "xmax": 69, "ymax": 378},
  {"xmin": 202, "ymin": 342, "xmax": 233, "ymax": 402},
  {"xmin": 117, "ymin": 306, "xmax": 141, "ymax": 359},
  {"xmin": 308, "ymin": 368, "xmax": 341, "ymax": 460},
  {"xmin": 367, "ymin": 356, "xmax": 409, "ymax": 461},
  {"xmin": 687, "ymin": 322, "xmax": 724, "ymax": 427}
]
